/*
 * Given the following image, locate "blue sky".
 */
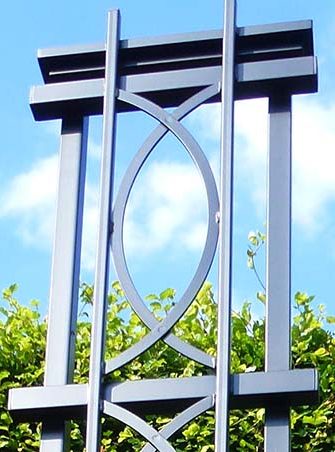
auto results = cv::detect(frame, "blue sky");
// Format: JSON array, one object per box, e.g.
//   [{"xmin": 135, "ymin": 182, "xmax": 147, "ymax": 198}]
[{"xmin": 0, "ymin": 1, "xmax": 334, "ymax": 317}]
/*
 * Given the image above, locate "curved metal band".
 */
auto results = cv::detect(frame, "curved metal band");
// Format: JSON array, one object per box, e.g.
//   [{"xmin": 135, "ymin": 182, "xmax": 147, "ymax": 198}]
[
  {"xmin": 141, "ymin": 396, "xmax": 214, "ymax": 452},
  {"xmin": 106, "ymin": 86, "xmax": 219, "ymax": 373},
  {"xmin": 103, "ymin": 401, "xmax": 175, "ymax": 452}
]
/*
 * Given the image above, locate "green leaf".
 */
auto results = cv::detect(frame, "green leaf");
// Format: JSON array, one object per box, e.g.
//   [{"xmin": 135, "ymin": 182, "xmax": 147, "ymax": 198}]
[
  {"xmin": 150, "ymin": 301, "xmax": 162, "ymax": 311},
  {"xmin": 159, "ymin": 288, "xmax": 175, "ymax": 300},
  {"xmin": 257, "ymin": 291, "xmax": 266, "ymax": 304},
  {"xmin": 0, "ymin": 371, "xmax": 10, "ymax": 384},
  {"xmin": 313, "ymin": 347, "xmax": 327, "ymax": 356},
  {"xmin": 248, "ymin": 231, "xmax": 259, "ymax": 246},
  {"xmin": 145, "ymin": 293, "xmax": 159, "ymax": 301},
  {"xmin": 303, "ymin": 415, "xmax": 327, "ymax": 426}
]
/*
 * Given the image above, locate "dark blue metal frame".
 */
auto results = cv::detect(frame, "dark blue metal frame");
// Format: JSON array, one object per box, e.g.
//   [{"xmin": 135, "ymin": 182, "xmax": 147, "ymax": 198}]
[{"xmin": 8, "ymin": 2, "xmax": 319, "ymax": 451}]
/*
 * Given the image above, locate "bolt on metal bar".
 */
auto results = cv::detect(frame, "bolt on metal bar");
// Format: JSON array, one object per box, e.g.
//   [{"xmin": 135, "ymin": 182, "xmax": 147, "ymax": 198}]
[
  {"xmin": 40, "ymin": 116, "xmax": 88, "ymax": 452},
  {"xmin": 265, "ymin": 94, "xmax": 292, "ymax": 451},
  {"xmin": 215, "ymin": 0, "xmax": 236, "ymax": 451},
  {"xmin": 85, "ymin": 10, "xmax": 120, "ymax": 452}
]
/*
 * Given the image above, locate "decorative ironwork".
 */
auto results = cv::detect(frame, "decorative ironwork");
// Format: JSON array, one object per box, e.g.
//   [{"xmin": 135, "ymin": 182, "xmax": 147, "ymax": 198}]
[
  {"xmin": 108, "ymin": 86, "xmax": 219, "ymax": 372},
  {"xmin": 8, "ymin": 2, "xmax": 320, "ymax": 451}
]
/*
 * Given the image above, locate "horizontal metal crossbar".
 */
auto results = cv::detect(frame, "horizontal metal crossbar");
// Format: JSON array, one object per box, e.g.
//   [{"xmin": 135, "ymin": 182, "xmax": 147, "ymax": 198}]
[
  {"xmin": 38, "ymin": 20, "xmax": 313, "ymax": 84},
  {"xmin": 29, "ymin": 19, "xmax": 317, "ymax": 120},
  {"xmin": 30, "ymin": 56, "xmax": 317, "ymax": 120},
  {"xmin": 8, "ymin": 384, "xmax": 87, "ymax": 422},
  {"xmin": 8, "ymin": 369, "xmax": 318, "ymax": 422}
]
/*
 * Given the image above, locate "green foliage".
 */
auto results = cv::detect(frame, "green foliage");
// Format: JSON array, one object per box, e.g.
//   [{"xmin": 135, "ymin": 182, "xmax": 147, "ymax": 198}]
[
  {"xmin": 0, "ymin": 284, "xmax": 45, "ymax": 450},
  {"xmin": 0, "ymin": 282, "xmax": 335, "ymax": 450},
  {"xmin": 247, "ymin": 230, "xmax": 266, "ymax": 295}
]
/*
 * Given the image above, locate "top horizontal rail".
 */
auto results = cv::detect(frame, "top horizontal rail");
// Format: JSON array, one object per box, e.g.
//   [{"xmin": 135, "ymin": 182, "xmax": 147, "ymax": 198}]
[
  {"xmin": 37, "ymin": 20, "xmax": 314, "ymax": 84},
  {"xmin": 30, "ymin": 55, "xmax": 317, "ymax": 120}
]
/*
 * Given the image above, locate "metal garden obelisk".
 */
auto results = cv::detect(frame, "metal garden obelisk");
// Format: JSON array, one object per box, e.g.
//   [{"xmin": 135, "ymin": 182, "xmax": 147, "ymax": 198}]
[{"xmin": 8, "ymin": 1, "xmax": 319, "ymax": 450}]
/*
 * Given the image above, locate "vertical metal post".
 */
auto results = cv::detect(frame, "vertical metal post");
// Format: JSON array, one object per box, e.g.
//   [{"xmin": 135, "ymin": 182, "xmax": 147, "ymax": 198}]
[
  {"xmin": 86, "ymin": 10, "xmax": 120, "ymax": 452},
  {"xmin": 40, "ymin": 116, "xmax": 88, "ymax": 452},
  {"xmin": 215, "ymin": 0, "xmax": 236, "ymax": 451},
  {"xmin": 265, "ymin": 94, "xmax": 292, "ymax": 451}
]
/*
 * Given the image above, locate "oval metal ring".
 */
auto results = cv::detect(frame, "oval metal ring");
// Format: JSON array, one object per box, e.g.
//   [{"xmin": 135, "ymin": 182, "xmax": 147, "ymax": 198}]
[{"xmin": 105, "ymin": 85, "xmax": 219, "ymax": 374}]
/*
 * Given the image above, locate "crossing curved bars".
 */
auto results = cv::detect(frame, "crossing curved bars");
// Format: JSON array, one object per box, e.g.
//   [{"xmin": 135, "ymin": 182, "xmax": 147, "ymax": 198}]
[{"xmin": 105, "ymin": 85, "xmax": 220, "ymax": 374}]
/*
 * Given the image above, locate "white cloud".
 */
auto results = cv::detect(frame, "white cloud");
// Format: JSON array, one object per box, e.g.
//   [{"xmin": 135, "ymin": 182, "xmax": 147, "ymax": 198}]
[
  {"xmin": 0, "ymin": 152, "xmax": 100, "ymax": 271},
  {"xmin": 292, "ymin": 97, "xmax": 335, "ymax": 234},
  {"xmin": 0, "ymin": 154, "xmax": 58, "ymax": 247},
  {"xmin": 0, "ymin": 151, "xmax": 210, "ymax": 272},
  {"xmin": 87, "ymin": 139, "xmax": 101, "ymax": 160},
  {"xmin": 189, "ymin": 99, "xmax": 268, "ymax": 218},
  {"xmin": 81, "ymin": 184, "xmax": 99, "ymax": 271},
  {"xmin": 4, "ymin": 94, "xmax": 334, "ymax": 270},
  {"xmin": 124, "ymin": 160, "xmax": 208, "ymax": 256},
  {"xmin": 193, "ymin": 96, "xmax": 335, "ymax": 237},
  {"xmin": 182, "ymin": 222, "xmax": 208, "ymax": 250},
  {"xmin": 234, "ymin": 99, "xmax": 268, "ymax": 217}
]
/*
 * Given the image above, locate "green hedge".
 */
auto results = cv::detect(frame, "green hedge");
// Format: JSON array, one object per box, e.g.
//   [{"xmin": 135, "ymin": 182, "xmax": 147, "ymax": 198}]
[{"xmin": 0, "ymin": 282, "xmax": 334, "ymax": 451}]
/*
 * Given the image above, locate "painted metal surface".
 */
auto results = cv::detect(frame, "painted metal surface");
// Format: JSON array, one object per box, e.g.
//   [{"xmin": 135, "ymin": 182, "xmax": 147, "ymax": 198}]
[
  {"xmin": 8, "ymin": 2, "xmax": 320, "ymax": 451},
  {"xmin": 37, "ymin": 20, "xmax": 313, "ymax": 84},
  {"xmin": 85, "ymin": 10, "xmax": 120, "ymax": 452},
  {"xmin": 40, "ymin": 117, "xmax": 88, "ymax": 452},
  {"xmin": 107, "ymin": 85, "xmax": 219, "ymax": 372},
  {"xmin": 215, "ymin": 0, "xmax": 236, "ymax": 450},
  {"xmin": 264, "ymin": 94, "xmax": 292, "ymax": 451},
  {"xmin": 30, "ymin": 56, "xmax": 317, "ymax": 120},
  {"xmin": 9, "ymin": 369, "xmax": 318, "ymax": 422}
]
